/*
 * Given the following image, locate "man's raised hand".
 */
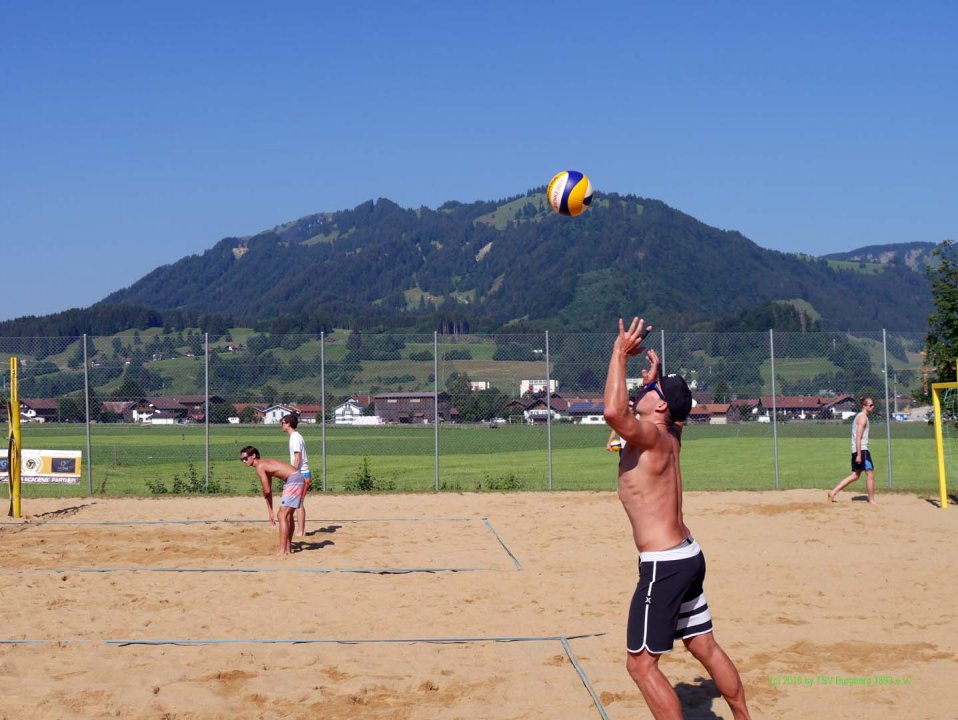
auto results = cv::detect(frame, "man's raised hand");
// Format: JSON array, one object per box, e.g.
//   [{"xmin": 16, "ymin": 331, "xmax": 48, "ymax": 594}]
[{"xmin": 617, "ymin": 317, "xmax": 653, "ymax": 356}]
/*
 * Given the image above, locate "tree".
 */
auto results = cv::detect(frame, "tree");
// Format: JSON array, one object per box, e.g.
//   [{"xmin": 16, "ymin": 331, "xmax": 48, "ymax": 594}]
[
  {"xmin": 239, "ymin": 406, "xmax": 261, "ymax": 423},
  {"xmin": 713, "ymin": 379, "xmax": 731, "ymax": 404},
  {"xmin": 280, "ymin": 335, "xmax": 303, "ymax": 351},
  {"xmin": 123, "ymin": 362, "xmax": 164, "ymax": 392},
  {"xmin": 247, "ymin": 334, "xmax": 282, "ymax": 355},
  {"xmin": 62, "ymin": 345, "xmax": 83, "ymax": 371},
  {"xmin": 261, "ymin": 384, "xmax": 278, "ymax": 405},
  {"xmin": 472, "ymin": 387, "xmax": 511, "ymax": 421},
  {"xmin": 445, "ymin": 371, "xmax": 474, "ymax": 419},
  {"xmin": 346, "ymin": 330, "xmax": 363, "ymax": 352},
  {"xmin": 99, "ymin": 409, "xmax": 122, "ymax": 423},
  {"xmin": 86, "ymin": 384, "xmax": 102, "ymax": 422},
  {"xmin": 112, "ymin": 377, "xmax": 145, "ymax": 400},
  {"xmin": 925, "ymin": 240, "xmax": 958, "ymax": 384},
  {"xmin": 208, "ymin": 401, "xmax": 236, "ymax": 424},
  {"xmin": 58, "ymin": 397, "xmax": 85, "ymax": 422}
]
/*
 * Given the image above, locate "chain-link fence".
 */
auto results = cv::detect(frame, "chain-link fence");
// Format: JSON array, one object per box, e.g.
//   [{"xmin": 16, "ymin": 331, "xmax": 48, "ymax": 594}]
[{"xmin": 0, "ymin": 329, "xmax": 939, "ymax": 498}]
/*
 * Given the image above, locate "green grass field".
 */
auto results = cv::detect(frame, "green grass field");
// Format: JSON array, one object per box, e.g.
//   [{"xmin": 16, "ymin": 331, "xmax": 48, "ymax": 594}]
[
  {"xmin": 92, "ymin": 332, "xmax": 544, "ymax": 397},
  {"xmin": 5, "ymin": 420, "xmax": 945, "ymax": 501}
]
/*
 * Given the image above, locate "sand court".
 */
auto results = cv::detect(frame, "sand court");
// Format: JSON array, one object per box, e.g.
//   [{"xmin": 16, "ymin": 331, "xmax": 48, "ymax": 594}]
[
  {"xmin": 0, "ymin": 514, "xmax": 519, "ymax": 572},
  {"xmin": 1, "ymin": 490, "xmax": 956, "ymax": 718}
]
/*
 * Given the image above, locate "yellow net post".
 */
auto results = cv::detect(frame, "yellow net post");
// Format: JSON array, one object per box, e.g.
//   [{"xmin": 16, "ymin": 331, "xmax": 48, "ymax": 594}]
[
  {"xmin": 931, "ymin": 381, "xmax": 958, "ymax": 510},
  {"xmin": 6, "ymin": 357, "xmax": 21, "ymax": 518}
]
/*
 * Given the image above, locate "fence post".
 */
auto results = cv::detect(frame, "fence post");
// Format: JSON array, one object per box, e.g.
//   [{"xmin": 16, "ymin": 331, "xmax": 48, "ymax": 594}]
[
  {"xmin": 545, "ymin": 330, "xmax": 553, "ymax": 490},
  {"xmin": 320, "ymin": 331, "xmax": 327, "ymax": 492},
  {"xmin": 434, "ymin": 331, "xmax": 440, "ymax": 492},
  {"xmin": 204, "ymin": 332, "xmax": 210, "ymax": 491},
  {"xmin": 83, "ymin": 334, "xmax": 93, "ymax": 495},
  {"xmin": 882, "ymin": 329, "xmax": 893, "ymax": 489},
  {"xmin": 770, "ymin": 329, "xmax": 780, "ymax": 489},
  {"xmin": 659, "ymin": 329, "xmax": 666, "ymax": 377}
]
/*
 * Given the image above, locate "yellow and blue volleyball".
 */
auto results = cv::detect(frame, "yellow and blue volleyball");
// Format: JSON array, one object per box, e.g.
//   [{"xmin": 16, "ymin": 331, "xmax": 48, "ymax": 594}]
[{"xmin": 546, "ymin": 170, "xmax": 593, "ymax": 217}]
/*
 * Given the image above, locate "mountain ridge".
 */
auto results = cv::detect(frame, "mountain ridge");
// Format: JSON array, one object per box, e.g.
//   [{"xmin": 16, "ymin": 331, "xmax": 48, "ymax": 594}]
[
  {"xmin": 2, "ymin": 190, "xmax": 940, "ymax": 335},
  {"xmin": 820, "ymin": 241, "xmax": 939, "ymax": 271}
]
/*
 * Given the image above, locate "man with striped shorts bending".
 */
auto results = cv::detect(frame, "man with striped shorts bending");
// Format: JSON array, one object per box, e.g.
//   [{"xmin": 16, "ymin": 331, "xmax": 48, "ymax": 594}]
[
  {"xmin": 240, "ymin": 446, "xmax": 307, "ymax": 556},
  {"xmin": 604, "ymin": 317, "xmax": 751, "ymax": 720}
]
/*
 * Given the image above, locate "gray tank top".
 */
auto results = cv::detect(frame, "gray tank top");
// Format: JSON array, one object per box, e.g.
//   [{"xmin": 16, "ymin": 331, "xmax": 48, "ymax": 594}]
[{"xmin": 851, "ymin": 411, "xmax": 870, "ymax": 451}]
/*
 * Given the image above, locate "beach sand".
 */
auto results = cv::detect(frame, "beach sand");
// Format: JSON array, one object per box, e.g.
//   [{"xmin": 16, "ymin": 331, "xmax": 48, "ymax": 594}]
[{"xmin": 1, "ymin": 489, "xmax": 955, "ymax": 719}]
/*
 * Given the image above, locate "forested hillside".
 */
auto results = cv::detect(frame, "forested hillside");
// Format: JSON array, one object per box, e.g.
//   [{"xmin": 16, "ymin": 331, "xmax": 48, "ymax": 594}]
[
  {"xmin": 821, "ymin": 241, "xmax": 938, "ymax": 271},
  {"xmin": 2, "ymin": 190, "xmax": 936, "ymax": 336}
]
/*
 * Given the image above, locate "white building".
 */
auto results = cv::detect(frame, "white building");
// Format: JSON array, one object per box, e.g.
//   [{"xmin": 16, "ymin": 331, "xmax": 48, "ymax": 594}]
[
  {"xmin": 520, "ymin": 379, "xmax": 558, "ymax": 395},
  {"xmin": 333, "ymin": 398, "xmax": 369, "ymax": 425},
  {"xmin": 263, "ymin": 405, "xmax": 297, "ymax": 425}
]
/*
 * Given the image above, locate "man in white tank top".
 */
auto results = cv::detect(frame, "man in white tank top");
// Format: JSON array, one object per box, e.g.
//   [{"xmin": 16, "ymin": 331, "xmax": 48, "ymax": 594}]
[
  {"xmin": 827, "ymin": 397, "xmax": 877, "ymax": 505},
  {"xmin": 282, "ymin": 413, "xmax": 311, "ymax": 536}
]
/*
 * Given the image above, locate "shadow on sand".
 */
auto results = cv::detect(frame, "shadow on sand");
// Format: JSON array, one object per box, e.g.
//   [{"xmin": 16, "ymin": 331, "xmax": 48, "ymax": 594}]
[
  {"xmin": 290, "ymin": 524, "xmax": 341, "ymax": 553},
  {"xmin": 924, "ymin": 494, "xmax": 958, "ymax": 508},
  {"xmin": 675, "ymin": 676, "xmax": 723, "ymax": 719},
  {"xmin": 32, "ymin": 503, "xmax": 97, "ymax": 519}
]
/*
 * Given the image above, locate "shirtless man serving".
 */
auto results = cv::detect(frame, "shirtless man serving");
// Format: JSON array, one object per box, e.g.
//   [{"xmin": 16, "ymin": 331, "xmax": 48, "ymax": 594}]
[{"xmin": 604, "ymin": 317, "xmax": 751, "ymax": 720}]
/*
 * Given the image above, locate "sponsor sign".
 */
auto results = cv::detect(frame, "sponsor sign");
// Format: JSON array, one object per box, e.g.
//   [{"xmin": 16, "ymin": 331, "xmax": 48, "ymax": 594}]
[{"xmin": 0, "ymin": 449, "xmax": 82, "ymax": 484}]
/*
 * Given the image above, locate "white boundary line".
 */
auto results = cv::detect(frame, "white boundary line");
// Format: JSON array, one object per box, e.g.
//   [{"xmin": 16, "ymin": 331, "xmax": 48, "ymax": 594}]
[
  {"xmin": 1, "ymin": 515, "xmax": 523, "ymax": 573},
  {"xmin": 0, "ymin": 633, "xmax": 610, "ymax": 719}
]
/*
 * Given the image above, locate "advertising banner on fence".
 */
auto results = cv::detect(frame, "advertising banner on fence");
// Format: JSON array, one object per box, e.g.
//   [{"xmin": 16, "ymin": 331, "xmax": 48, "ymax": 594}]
[{"xmin": 0, "ymin": 450, "xmax": 82, "ymax": 484}]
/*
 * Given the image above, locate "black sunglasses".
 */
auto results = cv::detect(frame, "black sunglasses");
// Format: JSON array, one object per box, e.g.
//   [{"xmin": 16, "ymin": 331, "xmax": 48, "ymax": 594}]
[
  {"xmin": 239, "ymin": 455, "xmax": 251, "ymax": 463},
  {"xmin": 633, "ymin": 381, "xmax": 666, "ymax": 405}
]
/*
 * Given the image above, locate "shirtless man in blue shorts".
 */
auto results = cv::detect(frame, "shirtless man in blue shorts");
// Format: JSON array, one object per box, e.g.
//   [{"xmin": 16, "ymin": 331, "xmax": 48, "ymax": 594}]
[
  {"xmin": 604, "ymin": 317, "xmax": 751, "ymax": 720},
  {"xmin": 239, "ymin": 445, "xmax": 307, "ymax": 556}
]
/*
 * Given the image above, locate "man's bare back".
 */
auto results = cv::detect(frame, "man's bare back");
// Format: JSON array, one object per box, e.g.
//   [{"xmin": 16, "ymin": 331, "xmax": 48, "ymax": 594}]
[{"xmin": 252, "ymin": 457, "xmax": 298, "ymax": 483}]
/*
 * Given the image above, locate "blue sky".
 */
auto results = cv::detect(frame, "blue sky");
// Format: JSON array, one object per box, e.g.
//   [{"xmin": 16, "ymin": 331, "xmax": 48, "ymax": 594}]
[{"xmin": 2, "ymin": 1, "xmax": 955, "ymax": 322}]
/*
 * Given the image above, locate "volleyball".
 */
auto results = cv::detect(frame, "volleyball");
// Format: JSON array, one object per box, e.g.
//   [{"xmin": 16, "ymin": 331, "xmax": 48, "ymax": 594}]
[{"xmin": 546, "ymin": 170, "xmax": 593, "ymax": 217}]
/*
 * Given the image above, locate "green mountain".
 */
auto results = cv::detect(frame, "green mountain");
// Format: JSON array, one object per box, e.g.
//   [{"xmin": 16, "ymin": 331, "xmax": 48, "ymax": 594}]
[
  {"xmin": 8, "ymin": 190, "xmax": 939, "ymax": 335},
  {"xmin": 821, "ymin": 241, "xmax": 939, "ymax": 271}
]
